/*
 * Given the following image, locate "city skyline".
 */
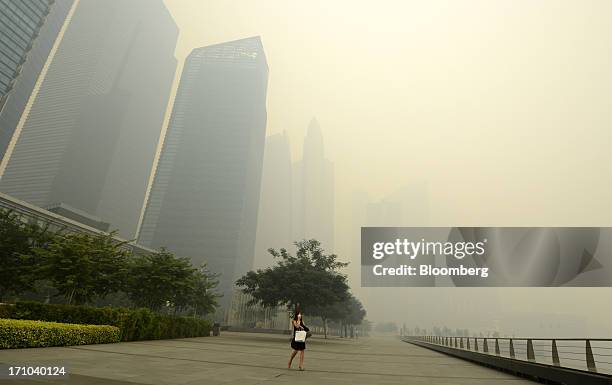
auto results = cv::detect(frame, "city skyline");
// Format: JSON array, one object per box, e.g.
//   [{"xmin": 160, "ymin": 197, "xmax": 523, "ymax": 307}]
[{"xmin": 0, "ymin": 0, "xmax": 610, "ymax": 335}]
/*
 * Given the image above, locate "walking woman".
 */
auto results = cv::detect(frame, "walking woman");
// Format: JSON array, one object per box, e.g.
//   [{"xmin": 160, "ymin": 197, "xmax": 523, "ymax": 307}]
[{"xmin": 288, "ymin": 309, "xmax": 309, "ymax": 370}]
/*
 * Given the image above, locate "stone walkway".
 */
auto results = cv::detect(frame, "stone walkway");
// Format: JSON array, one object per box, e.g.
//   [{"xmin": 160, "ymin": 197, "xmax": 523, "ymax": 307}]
[{"xmin": 0, "ymin": 332, "xmax": 537, "ymax": 384}]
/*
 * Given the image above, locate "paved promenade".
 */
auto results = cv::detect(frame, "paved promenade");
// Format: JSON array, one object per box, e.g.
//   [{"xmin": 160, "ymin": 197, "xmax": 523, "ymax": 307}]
[{"xmin": 0, "ymin": 332, "xmax": 537, "ymax": 384}]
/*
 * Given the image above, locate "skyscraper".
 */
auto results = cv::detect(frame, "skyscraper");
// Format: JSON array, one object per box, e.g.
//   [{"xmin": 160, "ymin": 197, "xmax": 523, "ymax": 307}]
[
  {"xmin": 293, "ymin": 118, "xmax": 335, "ymax": 252},
  {"xmin": 0, "ymin": 0, "xmax": 73, "ymax": 162},
  {"xmin": 0, "ymin": 0, "xmax": 178, "ymax": 239},
  {"xmin": 138, "ymin": 36, "xmax": 268, "ymax": 308},
  {"xmin": 254, "ymin": 132, "xmax": 292, "ymax": 269}
]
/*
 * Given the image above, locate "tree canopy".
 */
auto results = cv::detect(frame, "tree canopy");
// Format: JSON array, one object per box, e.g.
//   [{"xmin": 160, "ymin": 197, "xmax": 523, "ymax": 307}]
[
  {"xmin": 32, "ymin": 231, "xmax": 130, "ymax": 304},
  {"xmin": 126, "ymin": 249, "xmax": 220, "ymax": 314},
  {"xmin": 0, "ymin": 209, "xmax": 56, "ymax": 301},
  {"xmin": 236, "ymin": 239, "xmax": 350, "ymax": 313},
  {"xmin": 0, "ymin": 208, "xmax": 220, "ymax": 317},
  {"xmin": 236, "ymin": 239, "xmax": 367, "ymax": 337}
]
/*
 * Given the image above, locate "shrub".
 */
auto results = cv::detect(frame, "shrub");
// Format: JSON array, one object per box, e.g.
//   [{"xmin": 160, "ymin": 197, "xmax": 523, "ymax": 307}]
[
  {"xmin": 10, "ymin": 302, "xmax": 211, "ymax": 341},
  {"xmin": 0, "ymin": 303, "xmax": 16, "ymax": 318},
  {"xmin": 0, "ymin": 318, "xmax": 120, "ymax": 349}
]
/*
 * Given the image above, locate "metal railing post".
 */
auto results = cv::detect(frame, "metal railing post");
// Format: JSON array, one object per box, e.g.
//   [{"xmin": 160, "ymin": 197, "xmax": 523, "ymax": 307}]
[
  {"xmin": 586, "ymin": 340, "xmax": 597, "ymax": 372},
  {"xmin": 552, "ymin": 340, "xmax": 560, "ymax": 367},
  {"xmin": 527, "ymin": 339, "xmax": 535, "ymax": 362},
  {"xmin": 402, "ymin": 334, "xmax": 612, "ymax": 382}
]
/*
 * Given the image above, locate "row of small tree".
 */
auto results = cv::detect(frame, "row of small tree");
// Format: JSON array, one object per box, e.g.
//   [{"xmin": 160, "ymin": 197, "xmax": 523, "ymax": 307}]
[
  {"xmin": 404, "ymin": 326, "xmax": 472, "ymax": 337},
  {"xmin": 1, "ymin": 206, "xmax": 365, "ymax": 324},
  {"xmin": 0, "ymin": 209, "xmax": 220, "ymax": 316},
  {"xmin": 236, "ymin": 239, "xmax": 366, "ymax": 337}
]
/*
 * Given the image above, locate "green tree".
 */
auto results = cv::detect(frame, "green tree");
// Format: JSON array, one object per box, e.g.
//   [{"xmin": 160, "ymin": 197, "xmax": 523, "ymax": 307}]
[
  {"xmin": 188, "ymin": 264, "xmax": 221, "ymax": 317},
  {"xmin": 236, "ymin": 239, "xmax": 350, "ymax": 322},
  {"xmin": 310, "ymin": 301, "xmax": 346, "ymax": 339},
  {"xmin": 32, "ymin": 231, "xmax": 129, "ymax": 304},
  {"xmin": 126, "ymin": 249, "xmax": 219, "ymax": 315},
  {"xmin": 0, "ymin": 209, "xmax": 56, "ymax": 301},
  {"xmin": 316, "ymin": 294, "xmax": 365, "ymax": 338},
  {"xmin": 126, "ymin": 249, "xmax": 193, "ymax": 311},
  {"xmin": 343, "ymin": 295, "xmax": 366, "ymax": 327}
]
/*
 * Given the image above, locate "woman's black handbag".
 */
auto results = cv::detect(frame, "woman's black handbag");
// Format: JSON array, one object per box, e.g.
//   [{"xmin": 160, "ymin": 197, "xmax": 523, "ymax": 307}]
[{"xmin": 303, "ymin": 325, "xmax": 311, "ymax": 339}]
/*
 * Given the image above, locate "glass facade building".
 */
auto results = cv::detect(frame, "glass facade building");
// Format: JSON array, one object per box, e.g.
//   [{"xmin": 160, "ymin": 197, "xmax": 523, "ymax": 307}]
[
  {"xmin": 138, "ymin": 36, "xmax": 268, "ymax": 311},
  {"xmin": 0, "ymin": 0, "xmax": 73, "ymax": 161},
  {"xmin": 0, "ymin": 0, "xmax": 178, "ymax": 239}
]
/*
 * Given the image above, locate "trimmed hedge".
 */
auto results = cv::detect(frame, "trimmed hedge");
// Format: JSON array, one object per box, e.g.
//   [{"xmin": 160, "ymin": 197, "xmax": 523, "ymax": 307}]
[
  {"xmin": 0, "ymin": 318, "xmax": 120, "ymax": 349},
  {"xmin": 5, "ymin": 302, "xmax": 211, "ymax": 341}
]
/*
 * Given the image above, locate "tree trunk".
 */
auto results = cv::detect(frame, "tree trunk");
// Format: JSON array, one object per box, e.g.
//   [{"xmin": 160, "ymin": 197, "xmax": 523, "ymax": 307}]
[
  {"xmin": 68, "ymin": 287, "xmax": 76, "ymax": 304},
  {"xmin": 323, "ymin": 317, "xmax": 328, "ymax": 339}
]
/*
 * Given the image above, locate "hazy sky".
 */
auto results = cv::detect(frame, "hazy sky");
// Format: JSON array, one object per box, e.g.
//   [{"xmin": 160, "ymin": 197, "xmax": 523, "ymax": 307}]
[
  {"xmin": 165, "ymin": 0, "xmax": 612, "ymax": 221},
  {"xmin": 164, "ymin": 0, "xmax": 612, "ymax": 334}
]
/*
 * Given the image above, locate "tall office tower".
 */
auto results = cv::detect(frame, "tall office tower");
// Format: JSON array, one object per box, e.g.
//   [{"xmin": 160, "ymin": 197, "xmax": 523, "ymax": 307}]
[
  {"xmin": 0, "ymin": 0, "xmax": 178, "ymax": 239},
  {"xmin": 138, "ymin": 36, "xmax": 268, "ymax": 308},
  {"xmin": 254, "ymin": 132, "xmax": 292, "ymax": 269},
  {"xmin": 292, "ymin": 118, "xmax": 335, "ymax": 252},
  {"xmin": 0, "ymin": 0, "xmax": 73, "ymax": 162}
]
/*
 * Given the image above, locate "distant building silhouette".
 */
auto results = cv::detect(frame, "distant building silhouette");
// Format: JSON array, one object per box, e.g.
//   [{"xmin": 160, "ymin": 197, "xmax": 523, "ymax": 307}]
[
  {"xmin": 385, "ymin": 183, "xmax": 429, "ymax": 226},
  {"xmin": 0, "ymin": 0, "xmax": 73, "ymax": 162},
  {"xmin": 293, "ymin": 118, "xmax": 335, "ymax": 252},
  {"xmin": 254, "ymin": 132, "xmax": 293, "ymax": 268},
  {"xmin": 0, "ymin": 0, "xmax": 178, "ymax": 239},
  {"xmin": 366, "ymin": 200, "xmax": 403, "ymax": 226},
  {"xmin": 138, "ymin": 36, "xmax": 268, "ymax": 310}
]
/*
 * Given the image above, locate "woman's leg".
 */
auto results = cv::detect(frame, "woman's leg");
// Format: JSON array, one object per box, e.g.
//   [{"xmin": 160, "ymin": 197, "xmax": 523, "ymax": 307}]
[
  {"xmin": 299, "ymin": 350, "xmax": 305, "ymax": 369},
  {"xmin": 288, "ymin": 350, "xmax": 297, "ymax": 368}
]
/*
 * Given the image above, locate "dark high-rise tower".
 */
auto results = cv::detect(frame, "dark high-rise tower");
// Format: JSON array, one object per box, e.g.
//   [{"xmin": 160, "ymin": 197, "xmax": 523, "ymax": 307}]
[
  {"xmin": 138, "ymin": 36, "xmax": 268, "ymax": 308},
  {"xmin": 0, "ymin": 0, "xmax": 73, "ymax": 162},
  {"xmin": 0, "ymin": 0, "xmax": 178, "ymax": 238}
]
